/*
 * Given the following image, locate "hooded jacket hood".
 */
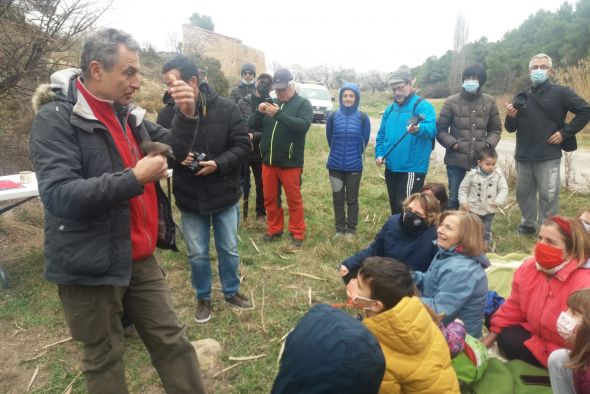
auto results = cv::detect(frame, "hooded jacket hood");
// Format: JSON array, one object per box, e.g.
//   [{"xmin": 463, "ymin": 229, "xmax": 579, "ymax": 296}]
[
  {"xmin": 339, "ymin": 82, "xmax": 360, "ymax": 115},
  {"xmin": 365, "ymin": 296, "xmax": 434, "ymax": 354},
  {"xmin": 364, "ymin": 296, "xmax": 460, "ymax": 393},
  {"xmin": 32, "ymin": 68, "xmax": 79, "ymax": 113},
  {"xmin": 272, "ymin": 304, "xmax": 385, "ymax": 394}
]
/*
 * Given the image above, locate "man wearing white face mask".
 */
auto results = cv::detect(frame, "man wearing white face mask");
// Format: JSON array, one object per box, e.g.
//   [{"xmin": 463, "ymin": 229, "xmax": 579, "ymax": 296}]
[
  {"xmin": 505, "ymin": 53, "xmax": 590, "ymax": 235},
  {"xmin": 436, "ymin": 63, "xmax": 502, "ymax": 211},
  {"xmin": 230, "ymin": 63, "xmax": 257, "ymax": 103}
]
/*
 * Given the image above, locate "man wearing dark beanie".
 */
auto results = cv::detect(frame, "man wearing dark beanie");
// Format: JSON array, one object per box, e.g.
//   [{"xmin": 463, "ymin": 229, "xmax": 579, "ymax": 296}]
[
  {"xmin": 272, "ymin": 304, "xmax": 386, "ymax": 394},
  {"xmin": 230, "ymin": 62, "xmax": 257, "ymax": 103}
]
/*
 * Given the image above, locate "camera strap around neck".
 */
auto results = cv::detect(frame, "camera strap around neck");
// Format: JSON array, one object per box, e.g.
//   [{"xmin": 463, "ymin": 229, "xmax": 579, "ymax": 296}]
[{"xmin": 526, "ymin": 85, "xmax": 562, "ymax": 129}]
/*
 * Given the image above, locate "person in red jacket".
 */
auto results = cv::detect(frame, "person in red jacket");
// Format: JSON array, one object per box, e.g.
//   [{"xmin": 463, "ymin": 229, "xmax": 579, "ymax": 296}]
[
  {"xmin": 482, "ymin": 216, "xmax": 590, "ymax": 367},
  {"xmin": 29, "ymin": 29, "xmax": 206, "ymax": 393}
]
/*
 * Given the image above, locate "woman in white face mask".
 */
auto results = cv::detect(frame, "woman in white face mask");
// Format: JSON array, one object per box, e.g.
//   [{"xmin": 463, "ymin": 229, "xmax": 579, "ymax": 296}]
[
  {"xmin": 548, "ymin": 288, "xmax": 590, "ymax": 394},
  {"xmin": 481, "ymin": 216, "xmax": 590, "ymax": 368}
]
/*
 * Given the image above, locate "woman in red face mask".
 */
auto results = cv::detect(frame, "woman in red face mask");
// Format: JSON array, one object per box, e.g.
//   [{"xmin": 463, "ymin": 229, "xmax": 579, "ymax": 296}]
[{"xmin": 481, "ymin": 216, "xmax": 590, "ymax": 367}]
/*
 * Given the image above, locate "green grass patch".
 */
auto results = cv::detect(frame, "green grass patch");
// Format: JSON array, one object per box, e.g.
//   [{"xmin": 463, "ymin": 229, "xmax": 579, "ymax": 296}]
[{"xmin": 1, "ymin": 123, "xmax": 589, "ymax": 393}]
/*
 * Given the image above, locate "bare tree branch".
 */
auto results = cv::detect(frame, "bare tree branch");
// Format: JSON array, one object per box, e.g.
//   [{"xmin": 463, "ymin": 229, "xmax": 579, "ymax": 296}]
[{"xmin": 0, "ymin": 0, "xmax": 111, "ymax": 99}]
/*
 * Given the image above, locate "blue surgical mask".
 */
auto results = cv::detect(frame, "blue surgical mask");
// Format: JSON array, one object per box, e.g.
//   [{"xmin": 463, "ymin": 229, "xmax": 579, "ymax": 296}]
[
  {"xmin": 530, "ymin": 69, "xmax": 548, "ymax": 85},
  {"xmin": 463, "ymin": 80, "xmax": 479, "ymax": 94}
]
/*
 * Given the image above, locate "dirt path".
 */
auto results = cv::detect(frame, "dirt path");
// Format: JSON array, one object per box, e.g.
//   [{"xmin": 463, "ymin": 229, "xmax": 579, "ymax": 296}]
[{"xmin": 368, "ymin": 117, "xmax": 590, "ymax": 191}]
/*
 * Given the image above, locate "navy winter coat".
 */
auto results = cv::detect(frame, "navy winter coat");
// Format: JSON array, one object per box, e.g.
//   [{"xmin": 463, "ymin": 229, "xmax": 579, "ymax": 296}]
[
  {"xmin": 326, "ymin": 83, "xmax": 370, "ymax": 172},
  {"xmin": 341, "ymin": 213, "xmax": 438, "ymax": 275}
]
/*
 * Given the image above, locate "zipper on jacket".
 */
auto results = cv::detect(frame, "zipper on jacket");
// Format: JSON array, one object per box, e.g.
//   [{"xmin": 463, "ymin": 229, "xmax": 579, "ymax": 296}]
[
  {"xmin": 269, "ymin": 103, "xmax": 284, "ymax": 165},
  {"xmin": 288, "ymin": 143, "xmax": 293, "ymax": 159}
]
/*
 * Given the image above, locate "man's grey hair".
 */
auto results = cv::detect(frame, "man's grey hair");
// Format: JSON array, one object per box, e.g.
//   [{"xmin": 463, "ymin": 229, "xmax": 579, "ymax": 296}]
[
  {"xmin": 288, "ymin": 80, "xmax": 297, "ymax": 89},
  {"xmin": 529, "ymin": 53, "xmax": 553, "ymax": 69},
  {"xmin": 80, "ymin": 28, "xmax": 140, "ymax": 79}
]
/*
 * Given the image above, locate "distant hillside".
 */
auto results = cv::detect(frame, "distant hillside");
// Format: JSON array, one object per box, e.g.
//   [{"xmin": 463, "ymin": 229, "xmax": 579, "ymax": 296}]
[{"xmin": 412, "ymin": 0, "xmax": 590, "ymax": 96}]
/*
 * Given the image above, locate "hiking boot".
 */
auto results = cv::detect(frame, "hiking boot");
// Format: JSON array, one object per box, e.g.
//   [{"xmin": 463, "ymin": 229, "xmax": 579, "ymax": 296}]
[
  {"xmin": 289, "ymin": 233, "xmax": 303, "ymax": 248},
  {"xmin": 225, "ymin": 292, "xmax": 253, "ymax": 310},
  {"xmin": 263, "ymin": 232, "xmax": 283, "ymax": 242},
  {"xmin": 517, "ymin": 225, "xmax": 536, "ymax": 235},
  {"xmin": 291, "ymin": 238, "xmax": 303, "ymax": 248},
  {"xmin": 194, "ymin": 299, "xmax": 212, "ymax": 324}
]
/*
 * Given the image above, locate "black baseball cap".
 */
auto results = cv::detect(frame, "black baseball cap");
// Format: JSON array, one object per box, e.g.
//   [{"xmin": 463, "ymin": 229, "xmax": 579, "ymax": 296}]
[{"xmin": 272, "ymin": 69, "xmax": 294, "ymax": 90}]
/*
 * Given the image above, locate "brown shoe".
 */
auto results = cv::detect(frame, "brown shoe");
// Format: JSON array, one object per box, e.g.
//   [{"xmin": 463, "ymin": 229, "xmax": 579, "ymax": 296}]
[
  {"xmin": 225, "ymin": 292, "xmax": 253, "ymax": 310},
  {"xmin": 194, "ymin": 299, "xmax": 212, "ymax": 324}
]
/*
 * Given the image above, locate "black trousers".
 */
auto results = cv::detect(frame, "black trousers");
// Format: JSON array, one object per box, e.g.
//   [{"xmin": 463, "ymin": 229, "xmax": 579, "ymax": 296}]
[
  {"xmin": 384, "ymin": 169, "xmax": 426, "ymax": 215},
  {"xmin": 243, "ymin": 159, "xmax": 265, "ymax": 217},
  {"xmin": 329, "ymin": 169, "xmax": 362, "ymax": 233},
  {"xmin": 497, "ymin": 325, "xmax": 544, "ymax": 367}
]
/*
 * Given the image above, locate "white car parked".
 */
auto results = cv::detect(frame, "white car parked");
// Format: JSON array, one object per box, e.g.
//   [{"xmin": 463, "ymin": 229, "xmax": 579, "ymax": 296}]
[{"xmin": 296, "ymin": 83, "xmax": 334, "ymax": 123}]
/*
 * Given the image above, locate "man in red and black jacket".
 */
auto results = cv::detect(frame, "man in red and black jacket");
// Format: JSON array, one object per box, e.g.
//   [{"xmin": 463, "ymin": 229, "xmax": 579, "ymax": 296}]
[{"xmin": 29, "ymin": 29, "xmax": 205, "ymax": 393}]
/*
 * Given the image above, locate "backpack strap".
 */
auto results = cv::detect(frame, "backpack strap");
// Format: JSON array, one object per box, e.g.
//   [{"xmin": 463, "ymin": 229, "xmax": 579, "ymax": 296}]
[
  {"xmin": 360, "ymin": 111, "xmax": 369, "ymax": 148},
  {"xmin": 413, "ymin": 96, "xmax": 425, "ymax": 114},
  {"xmin": 328, "ymin": 111, "xmax": 336, "ymax": 126},
  {"xmin": 360, "ymin": 111, "xmax": 368, "ymax": 132},
  {"xmin": 412, "ymin": 96, "xmax": 435, "ymax": 150}
]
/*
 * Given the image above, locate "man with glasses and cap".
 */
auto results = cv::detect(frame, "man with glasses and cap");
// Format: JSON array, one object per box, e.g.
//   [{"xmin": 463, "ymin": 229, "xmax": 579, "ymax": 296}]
[
  {"xmin": 230, "ymin": 62, "xmax": 257, "ymax": 103},
  {"xmin": 249, "ymin": 69, "xmax": 313, "ymax": 247},
  {"xmin": 375, "ymin": 65, "xmax": 436, "ymax": 215}
]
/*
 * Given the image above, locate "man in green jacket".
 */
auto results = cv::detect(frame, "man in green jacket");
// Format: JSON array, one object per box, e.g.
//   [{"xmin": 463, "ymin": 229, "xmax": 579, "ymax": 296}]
[{"xmin": 249, "ymin": 69, "xmax": 313, "ymax": 246}]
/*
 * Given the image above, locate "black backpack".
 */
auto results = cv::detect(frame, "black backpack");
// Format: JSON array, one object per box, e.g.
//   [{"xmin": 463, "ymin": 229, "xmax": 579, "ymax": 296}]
[{"xmin": 155, "ymin": 177, "xmax": 178, "ymax": 251}]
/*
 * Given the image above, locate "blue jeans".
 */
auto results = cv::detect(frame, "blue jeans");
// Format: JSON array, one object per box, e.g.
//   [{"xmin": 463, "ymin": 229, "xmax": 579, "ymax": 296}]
[
  {"xmin": 479, "ymin": 213, "xmax": 495, "ymax": 244},
  {"xmin": 447, "ymin": 165, "xmax": 467, "ymax": 210},
  {"xmin": 181, "ymin": 203, "xmax": 240, "ymax": 301}
]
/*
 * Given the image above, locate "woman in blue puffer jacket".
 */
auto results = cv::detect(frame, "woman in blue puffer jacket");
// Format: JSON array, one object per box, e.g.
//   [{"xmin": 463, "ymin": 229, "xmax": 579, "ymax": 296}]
[{"xmin": 326, "ymin": 83, "xmax": 371, "ymax": 235}]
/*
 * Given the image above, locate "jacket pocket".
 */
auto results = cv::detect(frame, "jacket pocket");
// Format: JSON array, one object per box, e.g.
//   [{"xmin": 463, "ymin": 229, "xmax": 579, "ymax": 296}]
[{"xmin": 56, "ymin": 219, "xmax": 111, "ymax": 276}]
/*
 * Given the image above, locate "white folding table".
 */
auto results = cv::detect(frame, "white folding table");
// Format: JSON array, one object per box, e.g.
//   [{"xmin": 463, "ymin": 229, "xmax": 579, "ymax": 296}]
[{"xmin": 0, "ymin": 173, "xmax": 39, "ymax": 288}]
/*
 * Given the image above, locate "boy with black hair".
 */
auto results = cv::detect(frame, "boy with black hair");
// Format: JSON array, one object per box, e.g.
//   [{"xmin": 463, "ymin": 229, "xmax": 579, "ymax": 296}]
[
  {"xmin": 353, "ymin": 257, "xmax": 460, "ymax": 393},
  {"xmin": 458, "ymin": 146, "xmax": 508, "ymax": 248}
]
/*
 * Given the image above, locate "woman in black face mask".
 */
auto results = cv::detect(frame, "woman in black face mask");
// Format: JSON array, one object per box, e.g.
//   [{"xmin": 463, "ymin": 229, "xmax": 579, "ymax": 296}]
[{"xmin": 339, "ymin": 193, "xmax": 441, "ymax": 283}]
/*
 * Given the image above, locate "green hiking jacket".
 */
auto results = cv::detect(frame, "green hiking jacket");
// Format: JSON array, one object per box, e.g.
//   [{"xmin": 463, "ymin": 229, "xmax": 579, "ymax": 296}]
[{"xmin": 249, "ymin": 93, "xmax": 313, "ymax": 168}]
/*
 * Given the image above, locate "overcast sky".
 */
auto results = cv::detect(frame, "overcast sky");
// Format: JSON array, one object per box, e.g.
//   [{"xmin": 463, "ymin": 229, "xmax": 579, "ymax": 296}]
[{"xmin": 99, "ymin": 0, "xmax": 574, "ymax": 73}]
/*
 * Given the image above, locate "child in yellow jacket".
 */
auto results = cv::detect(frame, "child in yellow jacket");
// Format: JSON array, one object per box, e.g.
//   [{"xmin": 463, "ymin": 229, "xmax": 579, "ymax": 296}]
[{"xmin": 353, "ymin": 256, "xmax": 460, "ymax": 394}]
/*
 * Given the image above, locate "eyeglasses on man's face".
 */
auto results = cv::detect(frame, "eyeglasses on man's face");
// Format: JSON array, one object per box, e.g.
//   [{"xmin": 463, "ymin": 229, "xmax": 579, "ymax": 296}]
[{"xmin": 390, "ymin": 83, "xmax": 407, "ymax": 93}]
